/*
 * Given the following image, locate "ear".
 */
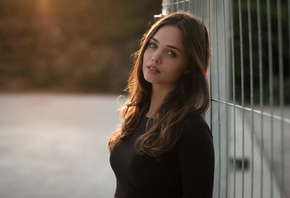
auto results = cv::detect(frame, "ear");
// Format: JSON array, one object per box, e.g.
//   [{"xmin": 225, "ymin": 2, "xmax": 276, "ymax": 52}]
[{"xmin": 184, "ymin": 67, "xmax": 190, "ymax": 75}]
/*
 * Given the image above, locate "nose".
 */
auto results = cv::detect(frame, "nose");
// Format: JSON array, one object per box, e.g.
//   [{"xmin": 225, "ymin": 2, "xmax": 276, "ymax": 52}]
[{"xmin": 151, "ymin": 51, "xmax": 162, "ymax": 64}]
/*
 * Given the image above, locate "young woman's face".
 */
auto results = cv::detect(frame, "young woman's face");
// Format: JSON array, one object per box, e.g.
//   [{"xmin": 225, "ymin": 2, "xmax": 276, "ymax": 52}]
[{"xmin": 142, "ymin": 25, "xmax": 189, "ymax": 91}]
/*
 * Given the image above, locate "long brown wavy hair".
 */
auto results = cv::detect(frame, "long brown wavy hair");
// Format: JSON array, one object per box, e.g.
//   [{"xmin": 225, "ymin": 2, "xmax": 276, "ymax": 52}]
[{"xmin": 108, "ymin": 12, "xmax": 210, "ymax": 160}]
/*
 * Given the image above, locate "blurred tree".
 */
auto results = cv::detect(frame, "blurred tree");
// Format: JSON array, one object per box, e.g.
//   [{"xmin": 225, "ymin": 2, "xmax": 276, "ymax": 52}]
[{"xmin": 0, "ymin": 0, "xmax": 161, "ymax": 93}]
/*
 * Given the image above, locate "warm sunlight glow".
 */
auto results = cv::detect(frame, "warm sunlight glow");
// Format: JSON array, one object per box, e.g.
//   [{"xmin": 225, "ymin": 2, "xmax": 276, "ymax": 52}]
[{"xmin": 38, "ymin": 0, "xmax": 50, "ymax": 15}]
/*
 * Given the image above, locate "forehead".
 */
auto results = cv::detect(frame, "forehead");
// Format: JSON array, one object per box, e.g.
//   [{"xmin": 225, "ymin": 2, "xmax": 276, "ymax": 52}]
[{"xmin": 152, "ymin": 25, "xmax": 185, "ymax": 49}]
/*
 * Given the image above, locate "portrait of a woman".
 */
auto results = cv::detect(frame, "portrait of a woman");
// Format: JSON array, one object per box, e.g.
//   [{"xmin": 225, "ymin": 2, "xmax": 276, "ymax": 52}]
[{"xmin": 109, "ymin": 12, "xmax": 215, "ymax": 198}]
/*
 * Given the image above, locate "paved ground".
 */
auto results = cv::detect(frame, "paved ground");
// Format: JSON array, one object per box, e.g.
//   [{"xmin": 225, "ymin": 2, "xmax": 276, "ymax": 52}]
[
  {"xmin": 0, "ymin": 94, "xmax": 289, "ymax": 198},
  {"xmin": 243, "ymin": 107, "xmax": 290, "ymax": 198},
  {"xmin": 227, "ymin": 108, "xmax": 290, "ymax": 198},
  {"xmin": 0, "ymin": 94, "xmax": 127, "ymax": 198}
]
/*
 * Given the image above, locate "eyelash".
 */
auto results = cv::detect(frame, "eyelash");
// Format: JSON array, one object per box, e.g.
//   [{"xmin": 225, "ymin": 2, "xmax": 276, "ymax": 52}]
[{"xmin": 148, "ymin": 42, "xmax": 177, "ymax": 58}]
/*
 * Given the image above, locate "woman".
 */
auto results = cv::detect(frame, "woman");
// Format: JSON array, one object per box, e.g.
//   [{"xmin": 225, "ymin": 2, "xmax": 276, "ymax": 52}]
[{"xmin": 109, "ymin": 12, "xmax": 214, "ymax": 198}]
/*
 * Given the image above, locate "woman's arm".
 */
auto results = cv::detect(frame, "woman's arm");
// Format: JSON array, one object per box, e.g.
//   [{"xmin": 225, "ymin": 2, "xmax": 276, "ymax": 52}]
[{"xmin": 178, "ymin": 115, "xmax": 215, "ymax": 198}]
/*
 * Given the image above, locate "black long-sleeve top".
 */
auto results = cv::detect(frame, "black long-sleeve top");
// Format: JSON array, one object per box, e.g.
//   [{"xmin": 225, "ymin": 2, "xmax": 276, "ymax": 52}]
[{"xmin": 110, "ymin": 114, "xmax": 214, "ymax": 198}]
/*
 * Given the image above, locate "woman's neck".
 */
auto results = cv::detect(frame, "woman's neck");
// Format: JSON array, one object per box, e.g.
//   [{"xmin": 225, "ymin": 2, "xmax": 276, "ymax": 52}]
[{"xmin": 146, "ymin": 84, "xmax": 174, "ymax": 117}]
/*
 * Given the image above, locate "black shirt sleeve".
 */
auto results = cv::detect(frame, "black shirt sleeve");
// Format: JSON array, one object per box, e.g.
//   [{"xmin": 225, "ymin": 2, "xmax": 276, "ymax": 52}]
[{"xmin": 177, "ymin": 115, "xmax": 215, "ymax": 198}]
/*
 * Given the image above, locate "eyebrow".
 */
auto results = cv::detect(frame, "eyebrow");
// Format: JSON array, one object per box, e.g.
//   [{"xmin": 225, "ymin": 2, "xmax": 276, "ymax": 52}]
[{"xmin": 152, "ymin": 37, "xmax": 183, "ymax": 54}]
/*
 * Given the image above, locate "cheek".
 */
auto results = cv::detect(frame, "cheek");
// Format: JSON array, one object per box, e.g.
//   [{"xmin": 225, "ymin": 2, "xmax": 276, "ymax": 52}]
[{"xmin": 143, "ymin": 50, "xmax": 151, "ymax": 63}]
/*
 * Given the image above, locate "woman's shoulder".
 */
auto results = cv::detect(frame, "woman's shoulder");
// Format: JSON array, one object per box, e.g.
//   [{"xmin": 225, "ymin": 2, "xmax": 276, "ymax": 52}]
[
  {"xmin": 176, "ymin": 113, "xmax": 213, "ymax": 155},
  {"xmin": 181, "ymin": 113, "xmax": 212, "ymax": 139}
]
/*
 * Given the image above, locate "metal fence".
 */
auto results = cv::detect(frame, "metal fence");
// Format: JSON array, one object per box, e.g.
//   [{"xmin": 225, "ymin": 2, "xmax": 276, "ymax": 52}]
[{"xmin": 161, "ymin": 0, "xmax": 289, "ymax": 198}]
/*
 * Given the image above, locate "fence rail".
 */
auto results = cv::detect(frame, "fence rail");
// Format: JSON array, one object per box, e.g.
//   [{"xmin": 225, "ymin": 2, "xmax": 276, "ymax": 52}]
[{"xmin": 161, "ymin": 0, "xmax": 289, "ymax": 198}]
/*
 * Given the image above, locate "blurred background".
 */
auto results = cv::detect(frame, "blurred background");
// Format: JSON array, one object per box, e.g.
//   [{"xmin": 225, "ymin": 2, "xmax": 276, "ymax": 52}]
[
  {"xmin": 0, "ymin": 0, "xmax": 161, "ymax": 93},
  {"xmin": 0, "ymin": 1, "xmax": 161, "ymax": 198}
]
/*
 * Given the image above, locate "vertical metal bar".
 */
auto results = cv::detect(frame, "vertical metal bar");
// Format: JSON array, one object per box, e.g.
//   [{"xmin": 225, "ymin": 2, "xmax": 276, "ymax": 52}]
[
  {"xmin": 202, "ymin": 0, "xmax": 205, "ymax": 23},
  {"xmin": 276, "ymin": 0, "xmax": 284, "ymax": 197},
  {"xmin": 256, "ymin": 0, "xmax": 264, "ymax": 197},
  {"xmin": 183, "ymin": 0, "xmax": 185, "ymax": 12},
  {"xmin": 266, "ymin": 0, "xmax": 274, "ymax": 197},
  {"xmin": 182, "ymin": 0, "xmax": 184, "ymax": 12},
  {"xmin": 209, "ymin": 0, "xmax": 213, "ymax": 146},
  {"xmin": 165, "ymin": 0, "xmax": 168, "ymax": 14},
  {"xmin": 238, "ymin": 0, "xmax": 245, "ymax": 196},
  {"xmin": 195, "ymin": 0, "xmax": 197, "ymax": 15},
  {"xmin": 166, "ymin": 0, "xmax": 170, "ymax": 15},
  {"xmin": 214, "ymin": 1, "xmax": 221, "ymax": 197},
  {"xmin": 208, "ymin": 3, "xmax": 213, "ymax": 185},
  {"xmin": 222, "ymin": 0, "xmax": 228, "ymax": 197},
  {"xmin": 246, "ymin": 0, "xmax": 254, "ymax": 197},
  {"xmin": 229, "ymin": 0, "xmax": 236, "ymax": 197}
]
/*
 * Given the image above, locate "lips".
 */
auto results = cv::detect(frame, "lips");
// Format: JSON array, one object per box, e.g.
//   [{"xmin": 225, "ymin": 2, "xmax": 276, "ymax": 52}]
[{"xmin": 147, "ymin": 65, "xmax": 160, "ymax": 73}]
